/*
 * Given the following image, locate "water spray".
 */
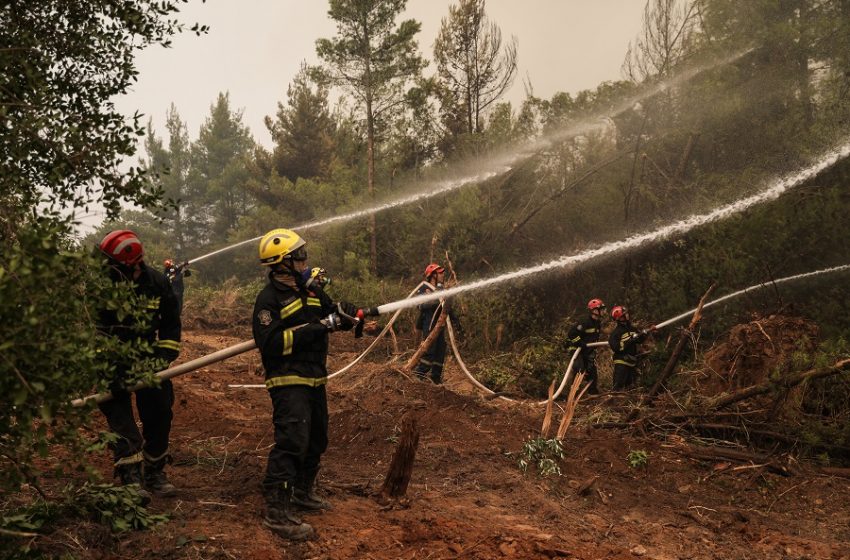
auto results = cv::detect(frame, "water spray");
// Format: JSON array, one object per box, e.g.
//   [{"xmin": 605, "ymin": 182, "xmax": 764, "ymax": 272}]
[
  {"xmin": 185, "ymin": 50, "xmax": 750, "ymax": 267},
  {"xmin": 373, "ymin": 141, "xmax": 850, "ymax": 317}
]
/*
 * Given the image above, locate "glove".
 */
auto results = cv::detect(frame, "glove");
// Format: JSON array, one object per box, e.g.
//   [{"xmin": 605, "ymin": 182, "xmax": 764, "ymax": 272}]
[
  {"xmin": 320, "ymin": 313, "xmax": 355, "ymax": 332},
  {"xmin": 154, "ymin": 347, "xmax": 179, "ymax": 364},
  {"xmin": 108, "ymin": 375, "xmax": 130, "ymax": 398},
  {"xmin": 337, "ymin": 301, "xmax": 358, "ymax": 318}
]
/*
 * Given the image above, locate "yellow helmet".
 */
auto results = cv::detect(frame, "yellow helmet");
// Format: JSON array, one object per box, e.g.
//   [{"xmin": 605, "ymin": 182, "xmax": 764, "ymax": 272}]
[{"xmin": 258, "ymin": 229, "xmax": 306, "ymax": 266}]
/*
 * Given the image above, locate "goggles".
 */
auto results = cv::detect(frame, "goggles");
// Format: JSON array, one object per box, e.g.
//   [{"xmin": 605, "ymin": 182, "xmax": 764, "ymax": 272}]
[{"xmin": 286, "ymin": 246, "xmax": 308, "ymax": 262}]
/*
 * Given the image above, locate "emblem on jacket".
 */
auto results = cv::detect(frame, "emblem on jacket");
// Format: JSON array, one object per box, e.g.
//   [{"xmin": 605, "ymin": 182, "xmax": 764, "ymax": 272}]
[{"xmin": 258, "ymin": 309, "xmax": 272, "ymax": 326}]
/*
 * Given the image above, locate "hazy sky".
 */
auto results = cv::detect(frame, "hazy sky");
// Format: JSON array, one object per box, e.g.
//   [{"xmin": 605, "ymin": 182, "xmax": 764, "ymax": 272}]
[{"xmin": 116, "ymin": 0, "xmax": 646, "ymax": 149}]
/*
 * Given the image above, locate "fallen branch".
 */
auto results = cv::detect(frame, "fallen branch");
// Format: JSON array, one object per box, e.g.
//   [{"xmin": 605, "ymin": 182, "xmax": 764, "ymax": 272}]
[
  {"xmin": 705, "ymin": 358, "xmax": 850, "ymax": 410},
  {"xmin": 674, "ymin": 444, "xmax": 794, "ymax": 476}
]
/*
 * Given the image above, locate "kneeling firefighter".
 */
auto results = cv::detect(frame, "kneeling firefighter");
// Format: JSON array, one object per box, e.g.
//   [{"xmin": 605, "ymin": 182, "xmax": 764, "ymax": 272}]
[{"xmin": 252, "ymin": 229, "xmax": 371, "ymax": 540}]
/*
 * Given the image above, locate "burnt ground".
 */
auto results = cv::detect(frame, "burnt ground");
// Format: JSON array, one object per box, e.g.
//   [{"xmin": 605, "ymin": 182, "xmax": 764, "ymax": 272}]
[{"xmin": 35, "ymin": 324, "xmax": 850, "ymax": 559}]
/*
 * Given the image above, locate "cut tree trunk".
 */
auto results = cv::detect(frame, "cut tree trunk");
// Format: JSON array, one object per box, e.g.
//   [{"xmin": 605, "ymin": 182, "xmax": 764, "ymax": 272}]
[{"xmin": 379, "ymin": 413, "xmax": 420, "ymax": 500}]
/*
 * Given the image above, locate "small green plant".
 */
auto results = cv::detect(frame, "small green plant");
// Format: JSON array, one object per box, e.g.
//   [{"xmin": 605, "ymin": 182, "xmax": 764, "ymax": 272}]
[
  {"xmin": 1, "ymin": 483, "xmax": 167, "ymax": 538},
  {"xmin": 73, "ymin": 483, "xmax": 168, "ymax": 532},
  {"xmin": 627, "ymin": 449, "xmax": 649, "ymax": 469},
  {"xmin": 516, "ymin": 437, "xmax": 564, "ymax": 477}
]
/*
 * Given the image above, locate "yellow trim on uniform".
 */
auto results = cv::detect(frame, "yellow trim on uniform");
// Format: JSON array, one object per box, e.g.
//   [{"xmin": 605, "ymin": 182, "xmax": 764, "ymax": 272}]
[
  {"xmin": 155, "ymin": 339, "xmax": 181, "ymax": 351},
  {"xmin": 265, "ymin": 375, "xmax": 328, "ymax": 389},
  {"xmin": 306, "ymin": 297, "xmax": 322, "ymax": 307},
  {"xmin": 614, "ymin": 359, "xmax": 637, "ymax": 366},
  {"xmin": 280, "ymin": 299, "xmax": 303, "ymax": 319},
  {"xmin": 282, "ymin": 329, "xmax": 294, "ymax": 356},
  {"xmin": 115, "ymin": 451, "xmax": 143, "ymax": 466}
]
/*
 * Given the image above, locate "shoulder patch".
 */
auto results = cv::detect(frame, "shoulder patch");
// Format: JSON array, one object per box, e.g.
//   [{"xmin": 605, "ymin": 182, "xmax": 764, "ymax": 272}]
[{"xmin": 257, "ymin": 309, "xmax": 272, "ymax": 326}]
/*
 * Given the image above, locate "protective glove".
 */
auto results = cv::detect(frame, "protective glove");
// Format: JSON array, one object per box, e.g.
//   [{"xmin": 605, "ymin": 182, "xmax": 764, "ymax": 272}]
[
  {"xmin": 337, "ymin": 301, "xmax": 358, "ymax": 319},
  {"xmin": 108, "ymin": 375, "xmax": 130, "ymax": 398},
  {"xmin": 320, "ymin": 312, "xmax": 355, "ymax": 332},
  {"xmin": 154, "ymin": 347, "xmax": 179, "ymax": 364}
]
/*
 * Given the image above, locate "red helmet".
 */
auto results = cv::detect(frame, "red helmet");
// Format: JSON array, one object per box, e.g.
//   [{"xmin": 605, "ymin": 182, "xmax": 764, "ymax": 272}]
[
  {"xmin": 164, "ymin": 258, "xmax": 174, "ymax": 268},
  {"xmin": 99, "ymin": 230, "xmax": 144, "ymax": 266},
  {"xmin": 424, "ymin": 263, "xmax": 445, "ymax": 278},
  {"xmin": 587, "ymin": 298, "xmax": 606, "ymax": 311},
  {"xmin": 611, "ymin": 306, "xmax": 628, "ymax": 321}
]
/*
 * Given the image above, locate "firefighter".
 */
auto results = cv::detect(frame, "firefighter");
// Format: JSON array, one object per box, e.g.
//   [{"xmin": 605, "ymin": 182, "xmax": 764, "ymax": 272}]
[
  {"xmin": 608, "ymin": 306, "xmax": 656, "ymax": 391},
  {"xmin": 96, "ymin": 230, "xmax": 182, "ymax": 503},
  {"xmin": 163, "ymin": 258, "xmax": 191, "ymax": 314},
  {"xmin": 252, "ymin": 229, "xmax": 365, "ymax": 540},
  {"xmin": 565, "ymin": 299, "xmax": 607, "ymax": 395},
  {"xmin": 413, "ymin": 263, "xmax": 457, "ymax": 384}
]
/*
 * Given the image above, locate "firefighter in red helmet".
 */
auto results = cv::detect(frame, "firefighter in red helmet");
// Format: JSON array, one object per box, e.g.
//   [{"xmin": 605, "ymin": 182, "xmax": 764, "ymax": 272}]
[
  {"xmin": 413, "ymin": 263, "xmax": 458, "ymax": 384},
  {"xmin": 565, "ymin": 298, "xmax": 607, "ymax": 394},
  {"xmin": 95, "ymin": 230, "xmax": 182, "ymax": 503},
  {"xmin": 608, "ymin": 306, "xmax": 656, "ymax": 390}
]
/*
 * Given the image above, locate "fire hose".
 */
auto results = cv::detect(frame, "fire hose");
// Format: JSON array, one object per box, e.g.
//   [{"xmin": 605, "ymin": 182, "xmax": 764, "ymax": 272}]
[{"xmin": 72, "ymin": 265, "xmax": 850, "ymax": 407}]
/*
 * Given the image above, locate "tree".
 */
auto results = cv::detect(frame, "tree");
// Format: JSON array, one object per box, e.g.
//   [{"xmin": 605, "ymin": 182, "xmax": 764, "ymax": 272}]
[
  {"xmin": 189, "ymin": 92, "xmax": 254, "ymax": 244},
  {"xmin": 433, "ymin": 0, "xmax": 518, "ymax": 136},
  {"xmin": 0, "ymin": 0, "xmax": 204, "ymax": 499},
  {"xmin": 141, "ymin": 105, "xmax": 192, "ymax": 254},
  {"xmin": 622, "ymin": 0, "xmax": 699, "ymax": 82},
  {"xmin": 265, "ymin": 63, "xmax": 336, "ymax": 182},
  {"xmin": 315, "ymin": 0, "xmax": 425, "ymax": 275}
]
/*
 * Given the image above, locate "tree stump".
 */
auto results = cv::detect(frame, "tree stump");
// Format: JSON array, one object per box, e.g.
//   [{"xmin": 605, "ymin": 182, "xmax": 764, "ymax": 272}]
[{"xmin": 379, "ymin": 413, "xmax": 420, "ymax": 501}]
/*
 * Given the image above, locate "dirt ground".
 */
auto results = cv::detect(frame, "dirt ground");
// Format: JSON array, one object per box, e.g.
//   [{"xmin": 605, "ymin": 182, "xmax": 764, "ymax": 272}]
[{"xmin": 46, "ymin": 324, "xmax": 850, "ymax": 559}]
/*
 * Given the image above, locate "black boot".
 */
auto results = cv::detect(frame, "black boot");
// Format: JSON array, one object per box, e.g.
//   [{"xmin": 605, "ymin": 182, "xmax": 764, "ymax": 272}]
[
  {"xmin": 115, "ymin": 462, "xmax": 152, "ymax": 505},
  {"xmin": 293, "ymin": 471, "xmax": 332, "ymax": 511},
  {"xmin": 263, "ymin": 483, "xmax": 314, "ymax": 541},
  {"xmin": 143, "ymin": 454, "xmax": 177, "ymax": 497}
]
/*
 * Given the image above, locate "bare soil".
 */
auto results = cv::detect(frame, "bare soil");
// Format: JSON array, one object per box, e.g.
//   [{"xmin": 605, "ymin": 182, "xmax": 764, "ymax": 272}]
[{"xmin": 41, "ymin": 324, "xmax": 850, "ymax": 559}]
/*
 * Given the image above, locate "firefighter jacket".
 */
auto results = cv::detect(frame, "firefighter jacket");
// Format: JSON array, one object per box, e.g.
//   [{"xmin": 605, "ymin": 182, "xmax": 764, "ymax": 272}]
[
  {"xmin": 252, "ymin": 275, "xmax": 337, "ymax": 390},
  {"xmin": 415, "ymin": 284, "xmax": 456, "ymax": 333},
  {"xmin": 98, "ymin": 262, "xmax": 182, "ymax": 365},
  {"xmin": 566, "ymin": 316, "xmax": 602, "ymax": 353},
  {"xmin": 608, "ymin": 321, "xmax": 647, "ymax": 367}
]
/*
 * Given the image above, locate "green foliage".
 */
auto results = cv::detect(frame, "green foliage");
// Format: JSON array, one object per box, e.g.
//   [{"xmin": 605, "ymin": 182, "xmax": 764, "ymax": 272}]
[
  {"xmin": 0, "ymin": 483, "xmax": 166, "ymax": 557},
  {"xmin": 0, "ymin": 0, "xmax": 199, "ymax": 499},
  {"xmin": 515, "ymin": 437, "xmax": 564, "ymax": 477},
  {"xmin": 0, "ymin": 223, "xmax": 165, "ymax": 493},
  {"xmin": 627, "ymin": 449, "xmax": 649, "ymax": 469}
]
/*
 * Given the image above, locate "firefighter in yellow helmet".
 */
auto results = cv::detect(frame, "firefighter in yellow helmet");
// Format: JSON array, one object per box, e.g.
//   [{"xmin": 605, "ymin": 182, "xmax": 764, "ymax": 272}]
[{"xmin": 252, "ymin": 228, "xmax": 364, "ymax": 540}]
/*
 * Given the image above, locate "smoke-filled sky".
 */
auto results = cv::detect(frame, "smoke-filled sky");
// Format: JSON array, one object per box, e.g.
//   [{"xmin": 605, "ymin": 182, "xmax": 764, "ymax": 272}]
[{"xmin": 116, "ymin": 0, "xmax": 646, "ymax": 149}]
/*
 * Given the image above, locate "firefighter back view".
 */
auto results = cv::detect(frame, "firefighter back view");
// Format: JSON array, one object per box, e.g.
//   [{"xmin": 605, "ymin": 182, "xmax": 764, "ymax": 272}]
[
  {"xmin": 96, "ymin": 230, "xmax": 182, "ymax": 503},
  {"xmin": 565, "ymin": 299, "xmax": 607, "ymax": 394},
  {"xmin": 252, "ymin": 229, "xmax": 364, "ymax": 540}
]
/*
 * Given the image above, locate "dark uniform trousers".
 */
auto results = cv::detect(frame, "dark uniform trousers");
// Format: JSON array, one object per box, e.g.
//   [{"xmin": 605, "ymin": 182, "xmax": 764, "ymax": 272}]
[
  {"xmin": 612, "ymin": 363, "xmax": 637, "ymax": 391},
  {"xmin": 98, "ymin": 379, "xmax": 175, "ymax": 463},
  {"xmin": 414, "ymin": 332, "xmax": 447, "ymax": 384},
  {"xmin": 263, "ymin": 384, "xmax": 329, "ymax": 492}
]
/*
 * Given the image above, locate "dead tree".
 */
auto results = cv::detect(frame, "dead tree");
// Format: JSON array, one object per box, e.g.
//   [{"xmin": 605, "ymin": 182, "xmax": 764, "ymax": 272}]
[
  {"xmin": 379, "ymin": 413, "xmax": 420, "ymax": 500},
  {"xmin": 625, "ymin": 284, "xmax": 714, "ymax": 422}
]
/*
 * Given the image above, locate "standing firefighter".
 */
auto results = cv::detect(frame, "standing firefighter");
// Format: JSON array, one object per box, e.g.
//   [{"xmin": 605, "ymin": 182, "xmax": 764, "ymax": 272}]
[
  {"xmin": 252, "ymin": 229, "xmax": 365, "ymax": 540},
  {"xmin": 565, "ymin": 299, "xmax": 607, "ymax": 394},
  {"xmin": 608, "ymin": 306, "xmax": 655, "ymax": 391},
  {"xmin": 414, "ymin": 263, "xmax": 457, "ymax": 384},
  {"xmin": 96, "ymin": 230, "xmax": 181, "ymax": 503}
]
